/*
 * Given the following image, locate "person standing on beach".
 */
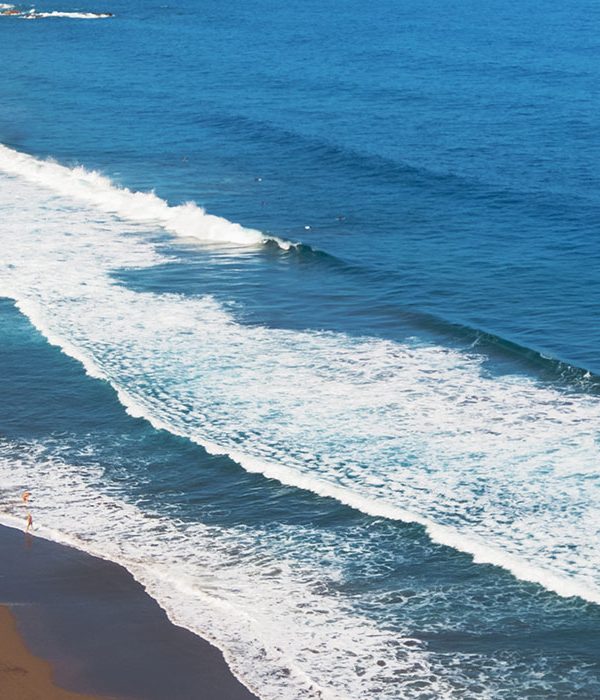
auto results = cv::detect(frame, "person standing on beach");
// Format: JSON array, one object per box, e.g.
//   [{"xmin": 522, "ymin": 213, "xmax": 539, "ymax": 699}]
[{"xmin": 21, "ymin": 491, "xmax": 34, "ymax": 532}]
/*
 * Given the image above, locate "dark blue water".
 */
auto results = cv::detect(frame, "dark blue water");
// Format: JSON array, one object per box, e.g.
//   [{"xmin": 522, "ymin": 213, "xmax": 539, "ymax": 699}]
[
  {"xmin": 2, "ymin": 0, "xmax": 600, "ymax": 371},
  {"xmin": 1, "ymin": 1, "xmax": 600, "ymax": 697}
]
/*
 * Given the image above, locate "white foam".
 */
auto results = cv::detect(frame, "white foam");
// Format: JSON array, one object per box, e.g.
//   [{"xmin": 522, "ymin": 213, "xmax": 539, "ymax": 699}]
[
  {"xmin": 0, "ymin": 443, "xmax": 450, "ymax": 700},
  {"xmin": 0, "ymin": 145, "xmax": 292, "ymax": 248},
  {"xmin": 25, "ymin": 10, "xmax": 113, "ymax": 19},
  {"xmin": 1, "ymin": 160, "xmax": 600, "ymax": 609}
]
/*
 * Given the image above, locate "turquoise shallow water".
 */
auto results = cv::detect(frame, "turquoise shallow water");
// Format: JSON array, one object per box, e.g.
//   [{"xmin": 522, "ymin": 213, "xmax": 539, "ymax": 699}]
[{"xmin": 1, "ymin": 1, "xmax": 600, "ymax": 697}]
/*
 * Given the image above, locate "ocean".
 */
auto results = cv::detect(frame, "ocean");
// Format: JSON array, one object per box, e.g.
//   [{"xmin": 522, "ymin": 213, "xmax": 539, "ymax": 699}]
[{"xmin": 1, "ymin": 0, "xmax": 600, "ymax": 697}]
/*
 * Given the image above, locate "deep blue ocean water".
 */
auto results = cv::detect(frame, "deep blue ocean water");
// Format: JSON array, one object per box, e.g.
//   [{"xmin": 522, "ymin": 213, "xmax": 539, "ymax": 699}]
[{"xmin": 1, "ymin": 1, "xmax": 600, "ymax": 697}]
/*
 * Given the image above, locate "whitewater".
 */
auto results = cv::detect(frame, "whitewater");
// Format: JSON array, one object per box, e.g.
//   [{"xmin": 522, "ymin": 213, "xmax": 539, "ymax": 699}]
[
  {"xmin": 0, "ymin": 145, "xmax": 291, "ymax": 248},
  {"xmin": 1, "ymin": 145, "xmax": 599, "ymax": 597},
  {"xmin": 1, "ymin": 146, "xmax": 600, "ymax": 698}
]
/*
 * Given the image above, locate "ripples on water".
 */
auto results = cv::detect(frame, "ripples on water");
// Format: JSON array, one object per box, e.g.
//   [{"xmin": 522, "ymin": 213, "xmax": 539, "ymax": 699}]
[{"xmin": 1, "ymin": 1, "xmax": 600, "ymax": 697}]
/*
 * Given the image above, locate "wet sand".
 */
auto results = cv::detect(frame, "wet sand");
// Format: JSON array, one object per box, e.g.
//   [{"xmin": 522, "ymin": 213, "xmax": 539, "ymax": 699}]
[
  {"xmin": 0, "ymin": 524, "xmax": 259, "ymax": 700},
  {"xmin": 0, "ymin": 605, "xmax": 106, "ymax": 700}
]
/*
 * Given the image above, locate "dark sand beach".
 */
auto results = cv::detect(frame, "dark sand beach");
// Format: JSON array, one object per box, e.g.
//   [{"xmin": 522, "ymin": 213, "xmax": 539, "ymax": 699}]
[
  {"xmin": 0, "ymin": 524, "xmax": 258, "ymax": 700},
  {"xmin": 0, "ymin": 605, "xmax": 103, "ymax": 700}
]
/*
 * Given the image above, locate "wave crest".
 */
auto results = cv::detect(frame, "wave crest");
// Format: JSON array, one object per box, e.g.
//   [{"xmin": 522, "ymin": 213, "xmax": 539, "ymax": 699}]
[{"xmin": 0, "ymin": 144, "xmax": 292, "ymax": 248}]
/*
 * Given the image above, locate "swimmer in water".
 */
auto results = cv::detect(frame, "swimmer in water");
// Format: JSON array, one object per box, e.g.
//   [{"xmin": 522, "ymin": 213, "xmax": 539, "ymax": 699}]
[{"xmin": 22, "ymin": 491, "xmax": 31, "ymax": 504}]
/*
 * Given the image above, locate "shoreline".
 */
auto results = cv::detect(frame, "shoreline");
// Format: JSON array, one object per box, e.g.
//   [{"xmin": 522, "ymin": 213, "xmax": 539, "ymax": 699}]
[
  {"xmin": 0, "ymin": 605, "xmax": 106, "ymax": 700},
  {"xmin": 0, "ymin": 523, "xmax": 259, "ymax": 700}
]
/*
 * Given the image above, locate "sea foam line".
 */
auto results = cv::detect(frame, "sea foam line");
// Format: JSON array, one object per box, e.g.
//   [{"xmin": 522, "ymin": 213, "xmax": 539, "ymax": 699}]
[
  {"xmin": 0, "ymin": 505, "xmax": 333, "ymax": 700},
  {"xmin": 0, "ymin": 450, "xmax": 437, "ymax": 700},
  {"xmin": 0, "ymin": 144, "xmax": 292, "ymax": 249},
  {"xmin": 10, "ymin": 294, "xmax": 600, "ymax": 607},
  {"xmin": 23, "ymin": 10, "xmax": 113, "ymax": 19}
]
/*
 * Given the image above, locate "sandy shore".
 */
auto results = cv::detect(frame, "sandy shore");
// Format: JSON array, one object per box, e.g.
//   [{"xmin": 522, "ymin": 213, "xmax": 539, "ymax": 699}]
[
  {"xmin": 0, "ymin": 524, "xmax": 259, "ymax": 700},
  {"xmin": 0, "ymin": 605, "xmax": 106, "ymax": 700}
]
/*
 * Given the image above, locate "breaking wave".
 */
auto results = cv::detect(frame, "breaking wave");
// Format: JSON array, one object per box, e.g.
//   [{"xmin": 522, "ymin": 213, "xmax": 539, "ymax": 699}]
[
  {"xmin": 0, "ymin": 144, "xmax": 292, "ymax": 248},
  {"xmin": 0, "ymin": 163, "xmax": 599, "ymax": 609},
  {"xmin": 24, "ymin": 10, "xmax": 113, "ymax": 19}
]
